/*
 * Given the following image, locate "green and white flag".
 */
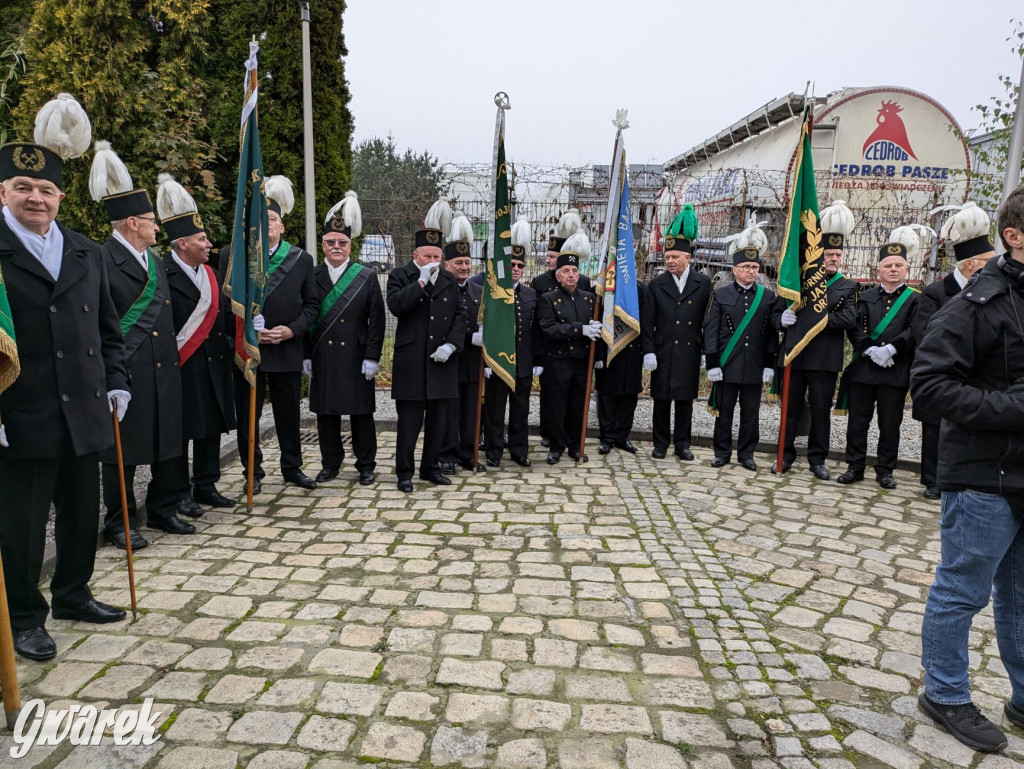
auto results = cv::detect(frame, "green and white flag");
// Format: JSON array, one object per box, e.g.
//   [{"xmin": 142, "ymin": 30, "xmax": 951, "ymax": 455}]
[{"xmin": 482, "ymin": 94, "xmax": 517, "ymax": 389}]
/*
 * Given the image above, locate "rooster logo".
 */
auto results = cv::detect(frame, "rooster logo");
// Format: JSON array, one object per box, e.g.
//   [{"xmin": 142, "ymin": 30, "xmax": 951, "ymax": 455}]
[{"xmin": 862, "ymin": 100, "xmax": 918, "ymax": 161}]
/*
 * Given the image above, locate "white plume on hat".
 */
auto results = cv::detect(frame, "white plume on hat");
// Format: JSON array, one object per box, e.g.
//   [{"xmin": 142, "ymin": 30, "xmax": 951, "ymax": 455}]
[
  {"xmin": 88, "ymin": 141, "xmax": 133, "ymax": 203},
  {"xmin": 727, "ymin": 220, "xmax": 768, "ymax": 256},
  {"xmin": 34, "ymin": 93, "xmax": 91, "ymax": 160},
  {"xmin": 323, "ymin": 190, "xmax": 362, "ymax": 238},
  {"xmin": 156, "ymin": 173, "xmax": 198, "ymax": 220},
  {"xmin": 511, "ymin": 215, "xmax": 532, "ymax": 249},
  {"xmin": 424, "ymin": 195, "xmax": 453, "ymax": 238},
  {"xmin": 820, "ymin": 200, "xmax": 855, "ymax": 238},
  {"xmin": 555, "ymin": 208, "xmax": 582, "ymax": 240},
  {"xmin": 888, "ymin": 225, "xmax": 923, "ymax": 262},
  {"xmin": 561, "ymin": 231, "xmax": 592, "ymax": 261},
  {"xmin": 265, "ymin": 175, "xmax": 295, "ymax": 216},
  {"xmin": 447, "ymin": 213, "xmax": 474, "ymax": 244},
  {"xmin": 940, "ymin": 201, "xmax": 990, "ymax": 244}
]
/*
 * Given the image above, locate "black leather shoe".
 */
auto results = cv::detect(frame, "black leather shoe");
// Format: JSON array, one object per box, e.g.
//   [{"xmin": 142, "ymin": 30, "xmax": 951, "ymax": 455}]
[
  {"xmin": 397, "ymin": 479, "xmax": 414, "ymax": 493},
  {"xmin": 569, "ymin": 451, "xmax": 589, "ymax": 463},
  {"xmin": 541, "ymin": 437, "xmax": 550, "ymax": 448},
  {"xmin": 459, "ymin": 461, "xmax": 486, "ymax": 473},
  {"xmin": 358, "ymin": 471, "xmax": 376, "ymax": 486},
  {"xmin": 740, "ymin": 459, "xmax": 758, "ymax": 472},
  {"xmin": 770, "ymin": 461, "xmax": 792, "ymax": 475},
  {"xmin": 439, "ymin": 462, "xmax": 457, "ymax": 476},
  {"xmin": 420, "ymin": 471, "xmax": 452, "ymax": 486},
  {"xmin": 924, "ymin": 486, "xmax": 941, "ymax": 500},
  {"xmin": 485, "ymin": 457, "xmax": 501, "ymax": 469},
  {"xmin": 52, "ymin": 599, "xmax": 126, "ymax": 624},
  {"xmin": 193, "ymin": 488, "xmax": 235, "ymax": 508},
  {"xmin": 105, "ymin": 529, "xmax": 148, "ymax": 551},
  {"xmin": 546, "ymin": 451, "xmax": 561, "ymax": 465},
  {"xmin": 919, "ymin": 694, "xmax": 1006, "ymax": 752},
  {"xmin": 675, "ymin": 448, "xmax": 695, "ymax": 461},
  {"xmin": 598, "ymin": 442, "xmax": 613, "ymax": 455},
  {"xmin": 651, "ymin": 448, "xmax": 667, "ymax": 459},
  {"xmin": 810, "ymin": 464, "xmax": 830, "ymax": 481},
  {"xmin": 244, "ymin": 478, "xmax": 262, "ymax": 495},
  {"xmin": 615, "ymin": 441, "xmax": 637, "ymax": 454},
  {"xmin": 315, "ymin": 467, "xmax": 339, "ymax": 483},
  {"xmin": 148, "ymin": 515, "xmax": 196, "ymax": 535},
  {"xmin": 284, "ymin": 472, "xmax": 317, "ymax": 490},
  {"xmin": 837, "ymin": 469, "xmax": 864, "ymax": 484},
  {"xmin": 1004, "ymin": 699, "xmax": 1024, "ymax": 729},
  {"xmin": 710, "ymin": 457, "xmax": 728, "ymax": 468},
  {"xmin": 511, "ymin": 456, "xmax": 531, "ymax": 468},
  {"xmin": 14, "ymin": 627, "xmax": 55, "ymax": 661},
  {"xmin": 877, "ymin": 474, "xmax": 898, "ymax": 490},
  {"xmin": 177, "ymin": 496, "xmax": 204, "ymax": 518}
]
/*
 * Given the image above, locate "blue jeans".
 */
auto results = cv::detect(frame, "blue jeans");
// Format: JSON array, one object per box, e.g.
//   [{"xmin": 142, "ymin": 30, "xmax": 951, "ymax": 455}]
[{"xmin": 921, "ymin": 489, "xmax": 1024, "ymax": 706}]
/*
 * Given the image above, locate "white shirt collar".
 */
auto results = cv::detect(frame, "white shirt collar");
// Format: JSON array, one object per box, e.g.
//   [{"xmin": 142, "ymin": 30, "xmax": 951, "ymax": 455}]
[
  {"xmin": 3, "ymin": 205, "xmax": 63, "ymax": 281},
  {"xmin": 671, "ymin": 266, "xmax": 689, "ymax": 292},
  {"xmin": 112, "ymin": 229, "xmax": 148, "ymax": 270},
  {"xmin": 171, "ymin": 250, "xmax": 202, "ymax": 288},
  {"xmin": 880, "ymin": 282, "xmax": 905, "ymax": 294},
  {"xmin": 327, "ymin": 259, "xmax": 349, "ymax": 285},
  {"xmin": 953, "ymin": 268, "xmax": 969, "ymax": 289}
]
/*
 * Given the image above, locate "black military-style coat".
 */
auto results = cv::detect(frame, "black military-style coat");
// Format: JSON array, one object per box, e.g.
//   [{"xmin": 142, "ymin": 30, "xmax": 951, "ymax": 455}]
[
  {"xmin": 454, "ymin": 280, "xmax": 483, "ymax": 385},
  {"xmin": 0, "ymin": 220, "xmax": 129, "ymax": 459},
  {"xmin": 596, "ymin": 281, "xmax": 648, "ymax": 397},
  {"xmin": 99, "ymin": 237, "xmax": 182, "ymax": 465},
  {"xmin": 911, "ymin": 271, "xmax": 962, "ymax": 422},
  {"xmin": 166, "ymin": 255, "xmax": 236, "ymax": 440},
  {"xmin": 386, "ymin": 260, "xmax": 468, "ymax": 401},
  {"xmin": 771, "ymin": 275, "xmax": 858, "ymax": 373},
  {"xmin": 704, "ymin": 281, "xmax": 779, "ymax": 385},
  {"xmin": 531, "ymin": 269, "xmax": 592, "ymax": 295},
  {"xmin": 511, "ymin": 283, "xmax": 545, "ymax": 375},
  {"xmin": 258, "ymin": 243, "xmax": 319, "ymax": 373},
  {"xmin": 641, "ymin": 269, "xmax": 712, "ymax": 401},
  {"xmin": 846, "ymin": 283, "xmax": 919, "ymax": 388},
  {"xmin": 537, "ymin": 286, "xmax": 598, "ymax": 361},
  {"xmin": 307, "ymin": 261, "xmax": 386, "ymax": 416}
]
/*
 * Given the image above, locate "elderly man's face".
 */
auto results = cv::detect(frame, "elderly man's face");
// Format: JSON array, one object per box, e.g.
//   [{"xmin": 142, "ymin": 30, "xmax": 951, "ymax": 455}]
[
  {"xmin": 877, "ymin": 255, "xmax": 908, "ymax": 285},
  {"xmin": 445, "ymin": 255, "xmax": 472, "ymax": 282},
  {"xmin": 511, "ymin": 257, "xmax": 525, "ymax": 284},
  {"xmin": 176, "ymin": 232, "xmax": 212, "ymax": 267},
  {"xmin": 412, "ymin": 246, "xmax": 443, "ymax": 267},
  {"xmin": 556, "ymin": 264, "xmax": 579, "ymax": 291},
  {"xmin": 546, "ymin": 250, "xmax": 558, "ymax": 270},
  {"xmin": 0, "ymin": 176, "xmax": 63, "ymax": 234},
  {"xmin": 129, "ymin": 213, "xmax": 160, "ymax": 249},
  {"xmin": 268, "ymin": 210, "xmax": 285, "ymax": 246},
  {"xmin": 321, "ymin": 233, "xmax": 351, "ymax": 267},
  {"xmin": 664, "ymin": 250, "xmax": 690, "ymax": 277},
  {"xmin": 732, "ymin": 262, "xmax": 760, "ymax": 284},
  {"xmin": 823, "ymin": 248, "xmax": 843, "ymax": 275}
]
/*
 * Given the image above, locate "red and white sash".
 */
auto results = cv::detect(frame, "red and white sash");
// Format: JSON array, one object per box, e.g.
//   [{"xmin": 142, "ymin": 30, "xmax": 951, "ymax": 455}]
[{"xmin": 177, "ymin": 264, "xmax": 220, "ymax": 365}]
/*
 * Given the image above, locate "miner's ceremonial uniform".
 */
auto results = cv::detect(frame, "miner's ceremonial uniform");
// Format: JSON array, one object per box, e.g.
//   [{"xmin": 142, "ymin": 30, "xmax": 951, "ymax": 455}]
[{"xmin": 596, "ymin": 281, "xmax": 647, "ymax": 453}]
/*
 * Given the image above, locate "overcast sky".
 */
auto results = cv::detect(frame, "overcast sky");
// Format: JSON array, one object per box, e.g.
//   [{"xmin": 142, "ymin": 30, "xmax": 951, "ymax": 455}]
[{"xmin": 344, "ymin": 0, "xmax": 1022, "ymax": 168}]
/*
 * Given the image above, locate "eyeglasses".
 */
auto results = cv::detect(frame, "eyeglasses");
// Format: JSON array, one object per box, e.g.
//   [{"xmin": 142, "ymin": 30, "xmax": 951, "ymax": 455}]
[
  {"xmin": 510, "ymin": 262, "xmax": 525, "ymax": 269},
  {"xmin": 133, "ymin": 216, "xmax": 157, "ymax": 224},
  {"xmin": 736, "ymin": 265, "xmax": 760, "ymax": 271},
  {"xmin": 323, "ymin": 239, "xmax": 350, "ymax": 247}
]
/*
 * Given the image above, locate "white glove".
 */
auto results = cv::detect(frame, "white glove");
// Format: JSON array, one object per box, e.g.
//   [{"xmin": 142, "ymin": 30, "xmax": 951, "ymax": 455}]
[
  {"xmin": 430, "ymin": 343, "xmax": 457, "ymax": 363},
  {"xmin": 582, "ymin": 321, "xmax": 602, "ymax": 340},
  {"xmin": 362, "ymin": 360, "xmax": 378, "ymax": 380},
  {"xmin": 0, "ymin": 424, "xmax": 7, "ymax": 448},
  {"xmin": 701, "ymin": 355, "xmax": 706, "ymax": 369},
  {"xmin": 302, "ymin": 359, "xmax": 312, "ymax": 377},
  {"xmin": 707, "ymin": 367, "xmax": 723, "ymax": 383},
  {"xmin": 471, "ymin": 328, "xmax": 483, "ymax": 347},
  {"xmin": 643, "ymin": 353, "xmax": 658, "ymax": 372},
  {"xmin": 865, "ymin": 345, "xmax": 895, "ymax": 366},
  {"xmin": 418, "ymin": 263, "xmax": 439, "ymax": 284},
  {"xmin": 762, "ymin": 368, "xmax": 775, "ymax": 384},
  {"xmin": 532, "ymin": 366, "xmax": 544, "ymax": 377},
  {"xmin": 484, "ymin": 367, "xmax": 492, "ymax": 378},
  {"xmin": 781, "ymin": 308, "xmax": 798, "ymax": 328},
  {"xmin": 594, "ymin": 361, "xmax": 604, "ymax": 369},
  {"xmin": 252, "ymin": 314, "xmax": 266, "ymax": 332},
  {"xmin": 108, "ymin": 390, "xmax": 131, "ymax": 422}
]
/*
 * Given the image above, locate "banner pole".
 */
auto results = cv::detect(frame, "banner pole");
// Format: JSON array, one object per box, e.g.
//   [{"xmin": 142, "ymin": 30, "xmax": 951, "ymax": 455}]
[
  {"xmin": 0, "ymin": 550, "xmax": 20, "ymax": 727},
  {"xmin": 247, "ymin": 385, "xmax": 256, "ymax": 512}
]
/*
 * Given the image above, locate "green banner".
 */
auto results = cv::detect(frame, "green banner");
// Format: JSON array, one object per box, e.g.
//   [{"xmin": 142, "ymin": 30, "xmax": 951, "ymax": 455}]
[
  {"xmin": 0, "ymin": 263, "xmax": 19, "ymax": 395},
  {"xmin": 482, "ymin": 101, "xmax": 517, "ymax": 389}
]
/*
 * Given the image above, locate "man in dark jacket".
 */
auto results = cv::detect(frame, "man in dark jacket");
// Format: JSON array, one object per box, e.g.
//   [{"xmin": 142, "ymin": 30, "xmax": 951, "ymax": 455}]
[
  {"xmin": 641, "ymin": 235, "xmax": 712, "ymax": 460},
  {"xmin": 0, "ymin": 108, "xmax": 130, "ymax": 661},
  {"xmin": 306, "ymin": 194, "xmax": 385, "ymax": 486},
  {"xmin": 596, "ymin": 281, "xmax": 647, "ymax": 455},
  {"xmin": 912, "ymin": 202, "xmax": 995, "ymax": 499},
  {"xmin": 386, "ymin": 214, "xmax": 468, "ymax": 493},
  {"xmin": 909, "ymin": 187, "xmax": 1024, "ymax": 753}
]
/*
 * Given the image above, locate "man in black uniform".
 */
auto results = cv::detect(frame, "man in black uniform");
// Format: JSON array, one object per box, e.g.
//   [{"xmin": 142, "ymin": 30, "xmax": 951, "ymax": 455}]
[
  {"xmin": 596, "ymin": 281, "xmax": 646, "ymax": 455},
  {"xmin": 705, "ymin": 224, "xmax": 778, "ymax": 470},
  {"xmin": 159, "ymin": 174, "xmax": 237, "ymax": 512},
  {"xmin": 231, "ymin": 175, "xmax": 319, "ymax": 491},
  {"xmin": 537, "ymin": 234, "xmax": 600, "ymax": 464},
  {"xmin": 912, "ymin": 202, "xmax": 995, "ymax": 499},
  {"xmin": 386, "ymin": 198, "xmax": 468, "ymax": 492},
  {"xmin": 439, "ymin": 214, "xmax": 485, "ymax": 474},
  {"xmin": 772, "ymin": 200, "xmax": 859, "ymax": 479},
  {"xmin": 0, "ymin": 95, "xmax": 129, "ymax": 660},
  {"xmin": 91, "ymin": 147, "xmax": 191, "ymax": 547},
  {"xmin": 837, "ymin": 227, "xmax": 921, "ymax": 489},
  {"xmin": 483, "ymin": 217, "xmax": 543, "ymax": 469},
  {"xmin": 641, "ymin": 232, "xmax": 712, "ymax": 460},
  {"xmin": 305, "ymin": 192, "xmax": 385, "ymax": 486}
]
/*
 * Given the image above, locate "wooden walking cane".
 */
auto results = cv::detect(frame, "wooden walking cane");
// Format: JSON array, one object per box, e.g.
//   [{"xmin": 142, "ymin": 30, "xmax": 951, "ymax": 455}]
[
  {"xmin": 111, "ymin": 412, "xmax": 138, "ymax": 621},
  {"xmin": 775, "ymin": 363, "xmax": 793, "ymax": 475},
  {"xmin": 578, "ymin": 295, "xmax": 602, "ymax": 463},
  {"xmin": 247, "ymin": 385, "xmax": 256, "ymax": 513},
  {"xmin": 472, "ymin": 354, "xmax": 485, "ymax": 472},
  {"xmin": 0, "ymin": 550, "xmax": 21, "ymax": 727}
]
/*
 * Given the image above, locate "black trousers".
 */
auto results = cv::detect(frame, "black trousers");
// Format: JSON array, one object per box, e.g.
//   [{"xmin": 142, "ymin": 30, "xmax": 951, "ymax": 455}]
[
  {"xmin": 166, "ymin": 434, "xmax": 224, "ymax": 502},
  {"xmin": 652, "ymin": 399, "xmax": 694, "ymax": 453},
  {"xmin": 713, "ymin": 383, "xmax": 762, "ymax": 462},
  {"xmin": 538, "ymin": 368, "xmax": 552, "ymax": 443},
  {"xmin": 395, "ymin": 399, "xmax": 447, "ymax": 480},
  {"xmin": 317, "ymin": 413, "xmax": 377, "ymax": 473},
  {"xmin": 440, "ymin": 381, "xmax": 481, "ymax": 467},
  {"xmin": 233, "ymin": 370, "xmax": 303, "ymax": 478},
  {"xmin": 484, "ymin": 375, "xmax": 533, "ymax": 462},
  {"xmin": 102, "ymin": 456, "xmax": 181, "ymax": 533},
  {"xmin": 0, "ymin": 453, "xmax": 99, "ymax": 630},
  {"xmin": 844, "ymin": 382, "xmax": 907, "ymax": 475},
  {"xmin": 542, "ymin": 357, "xmax": 588, "ymax": 454},
  {"xmin": 782, "ymin": 369, "xmax": 839, "ymax": 466},
  {"xmin": 921, "ymin": 420, "xmax": 940, "ymax": 488},
  {"xmin": 598, "ymin": 392, "xmax": 638, "ymax": 445}
]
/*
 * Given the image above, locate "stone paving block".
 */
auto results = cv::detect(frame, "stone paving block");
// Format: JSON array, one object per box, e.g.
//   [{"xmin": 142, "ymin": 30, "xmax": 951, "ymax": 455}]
[
  {"xmin": 565, "ymin": 673, "xmax": 633, "ymax": 702},
  {"xmin": 580, "ymin": 646, "xmax": 636, "ymax": 672},
  {"xmin": 440, "ymin": 632, "xmax": 483, "ymax": 656},
  {"xmin": 35, "ymin": 662, "xmax": 103, "ymax": 697},
  {"xmin": 548, "ymin": 618, "xmax": 600, "ymax": 641},
  {"xmin": 245, "ymin": 751, "xmax": 310, "ymax": 769},
  {"xmin": 661, "ymin": 711, "xmax": 734, "ymax": 747},
  {"xmin": 625, "ymin": 737, "xmax": 688, "ymax": 769},
  {"xmin": 445, "ymin": 692, "xmax": 510, "ymax": 725},
  {"xmin": 532, "ymin": 638, "xmax": 577, "ymax": 667},
  {"xmin": 359, "ymin": 722, "xmax": 426, "ymax": 762},
  {"xmin": 157, "ymin": 746, "xmax": 239, "ymax": 769},
  {"xmin": 580, "ymin": 703, "xmax": 654, "ymax": 734},
  {"xmin": 296, "ymin": 715, "xmax": 356, "ymax": 752},
  {"xmin": 558, "ymin": 738, "xmax": 621, "ymax": 769},
  {"xmin": 510, "ymin": 698, "xmax": 572, "ymax": 731},
  {"xmin": 843, "ymin": 729, "xmax": 923, "ymax": 769},
  {"xmin": 642, "ymin": 677, "xmax": 716, "ymax": 708},
  {"xmin": 430, "ymin": 726, "xmax": 489, "ymax": 767},
  {"xmin": 498, "ymin": 616, "xmax": 544, "ymax": 635},
  {"xmin": 337, "ymin": 623, "xmax": 384, "ymax": 648},
  {"xmin": 436, "ymin": 657, "xmax": 505, "ymax": 689},
  {"xmin": 505, "ymin": 668, "xmax": 556, "ymax": 696},
  {"xmin": 307, "ymin": 649, "xmax": 382, "ymax": 678},
  {"xmin": 318, "ymin": 682, "xmax": 385, "ymax": 716},
  {"xmin": 236, "ymin": 646, "xmax": 304, "ymax": 671},
  {"xmin": 203, "ymin": 674, "xmax": 267, "ymax": 704},
  {"xmin": 226, "ymin": 620, "xmax": 286, "ymax": 643},
  {"xmin": 605, "ymin": 623, "xmax": 646, "ymax": 646},
  {"xmin": 226, "ymin": 710, "xmax": 303, "ymax": 745},
  {"xmin": 78, "ymin": 664, "xmax": 154, "ymax": 699},
  {"xmin": 640, "ymin": 653, "xmax": 701, "ymax": 676},
  {"xmin": 141, "ymin": 671, "xmax": 206, "ymax": 701},
  {"xmin": 64, "ymin": 634, "xmax": 140, "ymax": 662},
  {"xmin": 907, "ymin": 723, "xmax": 976, "ymax": 767},
  {"xmin": 382, "ymin": 654, "xmax": 432, "ymax": 685},
  {"xmin": 258, "ymin": 677, "xmax": 318, "ymax": 707},
  {"xmin": 166, "ymin": 708, "xmax": 234, "ymax": 743},
  {"xmin": 495, "ymin": 738, "xmax": 547, "ymax": 768},
  {"xmin": 197, "ymin": 595, "xmax": 252, "ymax": 617},
  {"xmin": 123, "ymin": 640, "xmax": 191, "ymax": 667},
  {"xmin": 178, "ymin": 647, "xmax": 232, "ymax": 671},
  {"xmin": 385, "ymin": 691, "xmax": 440, "ymax": 721}
]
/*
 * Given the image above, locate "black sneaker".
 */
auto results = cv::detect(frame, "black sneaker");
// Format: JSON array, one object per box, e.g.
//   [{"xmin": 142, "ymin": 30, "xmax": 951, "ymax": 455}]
[
  {"xmin": 918, "ymin": 694, "xmax": 1007, "ymax": 752},
  {"xmin": 1004, "ymin": 700, "xmax": 1024, "ymax": 729}
]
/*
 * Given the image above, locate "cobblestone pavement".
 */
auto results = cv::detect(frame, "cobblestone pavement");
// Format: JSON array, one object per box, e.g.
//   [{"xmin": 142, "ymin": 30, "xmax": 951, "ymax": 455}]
[{"xmin": 5, "ymin": 432, "xmax": 1018, "ymax": 768}]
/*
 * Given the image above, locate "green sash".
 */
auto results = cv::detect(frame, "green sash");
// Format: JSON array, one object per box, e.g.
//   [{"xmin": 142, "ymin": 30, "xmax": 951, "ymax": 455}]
[
  {"xmin": 310, "ymin": 262, "xmax": 364, "ymax": 336},
  {"xmin": 826, "ymin": 272, "xmax": 845, "ymax": 288},
  {"xmin": 268, "ymin": 240, "xmax": 291, "ymax": 276},
  {"xmin": 120, "ymin": 251, "xmax": 158, "ymax": 336},
  {"xmin": 708, "ymin": 283, "xmax": 764, "ymax": 414}
]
